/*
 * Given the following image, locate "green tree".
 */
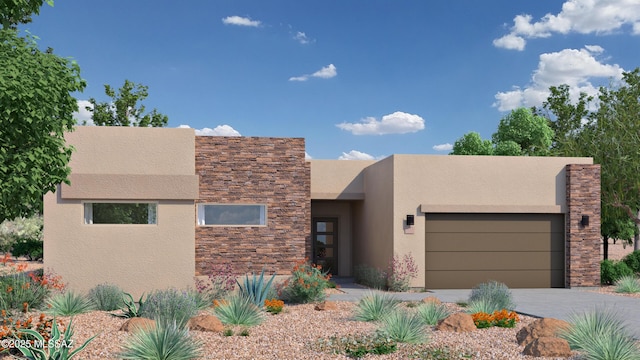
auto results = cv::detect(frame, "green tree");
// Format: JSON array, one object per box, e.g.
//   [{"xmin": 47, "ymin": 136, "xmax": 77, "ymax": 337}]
[
  {"xmin": 450, "ymin": 107, "xmax": 554, "ymax": 156},
  {"xmin": 0, "ymin": 28, "xmax": 85, "ymax": 221},
  {"xmin": 540, "ymin": 68, "xmax": 640, "ymax": 253},
  {"xmin": 0, "ymin": 0, "xmax": 52, "ymax": 30},
  {"xmin": 450, "ymin": 132, "xmax": 493, "ymax": 155},
  {"xmin": 86, "ymin": 80, "xmax": 168, "ymax": 127}
]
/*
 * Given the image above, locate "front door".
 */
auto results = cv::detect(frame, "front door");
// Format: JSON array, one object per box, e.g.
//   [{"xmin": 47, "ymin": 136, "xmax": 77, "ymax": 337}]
[{"xmin": 313, "ymin": 218, "xmax": 338, "ymax": 275}]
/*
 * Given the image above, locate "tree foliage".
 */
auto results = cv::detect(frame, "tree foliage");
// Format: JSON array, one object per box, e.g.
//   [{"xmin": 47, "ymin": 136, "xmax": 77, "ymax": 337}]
[
  {"xmin": 0, "ymin": 0, "xmax": 52, "ymax": 30},
  {"xmin": 86, "ymin": 79, "xmax": 168, "ymax": 127},
  {"xmin": 0, "ymin": 29, "xmax": 85, "ymax": 221},
  {"xmin": 450, "ymin": 107, "xmax": 554, "ymax": 156}
]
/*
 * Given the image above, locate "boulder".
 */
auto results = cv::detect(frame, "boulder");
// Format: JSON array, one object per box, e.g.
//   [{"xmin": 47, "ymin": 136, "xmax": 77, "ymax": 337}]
[
  {"xmin": 435, "ymin": 313, "xmax": 476, "ymax": 332},
  {"xmin": 188, "ymin": 314, "xmax": 224, "ymax": 332},
  {"xmin": 314, "ymin": 301, "xmax": 338, "ymax": 311},
  {"xmin": 120, "ymin": 317, "xmax": 155, "ymax": 332},
  {"xmin": 516, "ymin": 318, "xmax": 570, "ymax": 346},
  {"xmin": 522, "ymin": 337, "xmax": 572, "ymax": 357},
  {"xmin": 421, "ymin": 296, "xmax": 442, "ymax": 305}
]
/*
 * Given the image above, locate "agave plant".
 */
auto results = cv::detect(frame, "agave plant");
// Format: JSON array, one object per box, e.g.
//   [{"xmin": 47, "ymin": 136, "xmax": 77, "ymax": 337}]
[
  {"xmin": 112, "ymin": 292, "xmax": 146, "ymax": 318},
  {"xmin": 237, "ymin": 268, "xmax": 276, "ymax": 307},
  {"xmin": 14, "ymin": 317, "xmax": 97, "ymax": 360}
]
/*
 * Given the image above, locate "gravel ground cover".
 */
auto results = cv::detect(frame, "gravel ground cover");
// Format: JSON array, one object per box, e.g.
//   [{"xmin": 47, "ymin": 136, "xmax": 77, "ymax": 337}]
[{"xmin": 0, "ymin": 302, "xmax": 585, "ymax": 360}]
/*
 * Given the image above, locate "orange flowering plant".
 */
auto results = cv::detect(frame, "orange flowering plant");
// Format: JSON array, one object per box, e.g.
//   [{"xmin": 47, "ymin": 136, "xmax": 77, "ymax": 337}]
[
  {"xmin": 278, "ymin": 258, "xmax": 331, "ymax": 304},
  {"xmin": 0, "ymin": 311, "xmax": 58, "ymax": 354},
  {"xmin": 471, "ymin": 309, "xmax": 520, "ymax": 329},
  {"xmin": 264, "ymin": 299, "xmax": 284, "ymax": 314}
]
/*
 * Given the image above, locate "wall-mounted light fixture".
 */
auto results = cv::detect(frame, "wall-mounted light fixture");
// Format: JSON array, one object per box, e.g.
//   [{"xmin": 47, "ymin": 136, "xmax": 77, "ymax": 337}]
[
  {"xmin": 581, "ymin": 215, "xmax": 590, "ymax": 227},
  {"xmin": 406, "ymin": 215, "xmax": 414, "ymax": 226}
]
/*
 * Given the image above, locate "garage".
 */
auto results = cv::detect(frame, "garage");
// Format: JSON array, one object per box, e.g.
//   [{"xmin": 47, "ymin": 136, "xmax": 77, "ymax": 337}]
[{"xmin": 425, "ymin": 213, "xmax": 565, "ymax": 289}]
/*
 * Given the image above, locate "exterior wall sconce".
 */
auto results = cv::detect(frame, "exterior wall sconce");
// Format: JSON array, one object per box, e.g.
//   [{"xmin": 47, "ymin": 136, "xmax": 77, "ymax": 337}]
[
  {"xmin": 404, "ymin": 214, "xmax": 415, "ymax": 235},
  {"xmin": 406, "ymin": 215, "xmax": 414, "ymax": 226},
  {"xmin": 581, "ymin": 215, "xmax": 590, "ymax": 227}
]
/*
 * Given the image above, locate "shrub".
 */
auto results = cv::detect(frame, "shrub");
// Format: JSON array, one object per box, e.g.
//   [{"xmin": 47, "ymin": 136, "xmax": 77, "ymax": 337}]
[
  {"xmin": 601, "ymin": 259, "xmax": 634, "ymax": 285},
  {"xmin": 0, "ymin": 312, "xmax": 55, "ymax": 355},
  {"xmin": 47, "ymin": 290, "xmax": 95, "ymax": 316},
  {"xmin": 0, "ymin": 215, "xmax": 43, "ymax": 254},
  {"xmin": 120, "ymin": 319, "xmax": 202, "ymax": 360},
  {"xmin": 139, "ymin": 288, "xmax": 199, "ymax": 328},
  {"xmin": 354, "ymin": 291, "xmax": 399, "ymax": 322},
  {"xmin": 559, "ymin": 308, "xmax": 640, "ymax": 360},
  {"xmin": 380, "ymin": 310, "xmax": 428, "ymax": 344},
  {"xmin": 313, "ymin": 332, "xmax": 397, "ymax": 357},
  {"xmin": 0, "ymin": 263, "xmax": 64, "ymax": 312},
  {"xmin": 194, "ymin": 263, "xmax": 236, "ymax": 304},
  {"xmin": 468, "ymin": 280, "xmax": 515, "ymax": 311},
  {"xmin": 88, "ymin": 283, "xmax": 124, "ymax": 311},
  {"xmin": 237, "ymin": 268, "xmax": 276, "ymax": 307},
  {"xmin": 615, "ymin": 275, "xmax": 640, "ymax": 294},
  {"xmin": 10, "ymin": 238, "xmax": 43, "ymax": 261},
  {"xmin": 387, "ymin": 253, "xmax": 419, "ymax": 292},
  {"xmin": 279, "ymin": 259, "xmax": 330, "ymax": 304},
  {"xmin": 409, "ymin": 345, "xmax": 474, "ymax": 360},
  {"xmin": 213, "ymin": 294, "xmax": 264, "ymax": 326},
  {"xmin": 466, "ymin": 297, "xmax": 503, "ymax": 315},
  {"xmin": 187, "ymin": 288, "xmax": 213, "ymax": 311},
  {"xmin": 622, "ymin": 250, "xmax": 640, "ymax": 274},
  {"xmin": 354, "ymin": 264, "xmax": 387, "ymax": 290},
  {"xmin": 416, "ymin": 302, "xmax": 450, "ymax": 326}
]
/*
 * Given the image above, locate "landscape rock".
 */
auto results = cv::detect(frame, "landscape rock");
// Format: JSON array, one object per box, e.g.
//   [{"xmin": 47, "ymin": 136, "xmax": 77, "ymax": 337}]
[
  {"xmin": 522, "ymin": 337, "xmax": 572, "ymax": 357},
  {"xmin": 188, "ymin": 314, "xmax": 224, "ymax": 332},
  {"xmin": 119, "ymin": 317, "xmax": 155, "ymax": 332},
  {"xmin": 314, "ymin": 301, "xmax": 338, "ymax": 311},
  {"xmin": 436, "ymin": 313, "xmax": 476, "ymax": 332},
  {"xmin": 421, "ymin": 296, "xmax": 442, "ymax": 305},
  {"xmin": 516, "ymin": 318, "xmax": 570, "ymax": 346}
]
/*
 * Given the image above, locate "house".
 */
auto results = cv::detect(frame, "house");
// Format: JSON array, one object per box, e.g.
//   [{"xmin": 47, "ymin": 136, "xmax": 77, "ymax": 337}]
[{"xmin": 43, "ymin": 126, "xmax": 601, "ymax": 297}]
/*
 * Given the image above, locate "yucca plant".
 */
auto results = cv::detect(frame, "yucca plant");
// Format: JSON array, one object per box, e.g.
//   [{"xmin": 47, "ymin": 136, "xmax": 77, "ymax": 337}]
[
  {"xmin": 380, "ymin": 310, "xmax": 428, "ymax": 344},
  {"xmin": 213, "ymin": 294, "xmax": 264, "ymax": 326},
  {"xmin": 465, "ymin": 297, "xmax": 503, "ymax": 315},
  {"xmin": 468, "ymin": 280, "xmax": 515, "ymax": 310},
  {"xmin": 354, "ymin": 291, "xmax": 399, "ymax": 322},
  {"xmin": 237, "ymin": 268, "xmax": 276, "ymax": 307},
  {"xmin": 416, "ymin": 302, "xmax": 451, "ymax": 325},
  {"xmin": 615, "ymin": 275, "xmax": 640, "ymax": 294},
  {"xmin": 88, "ymin": 283, "xmax": 124, "ymax": 311},
  {"xmin": 14, "ymin": 317, "xmax": 97, "ymax": 360},
  {"xmin": 558, "ymin": 308, "xmax": 640, "ymax": 360},
  {"xmin": 47, "ymin": 290, "xmax": 95, "ymax": 316},
  {"xmin": 120, "ymin": 318, "xmax": 202, "ymax": 360}
]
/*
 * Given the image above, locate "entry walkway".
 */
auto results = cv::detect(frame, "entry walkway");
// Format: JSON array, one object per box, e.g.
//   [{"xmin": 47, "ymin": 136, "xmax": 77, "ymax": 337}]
[{"xmin": 327, "ymin": 280, "xmax": 640, "ymax": 339}]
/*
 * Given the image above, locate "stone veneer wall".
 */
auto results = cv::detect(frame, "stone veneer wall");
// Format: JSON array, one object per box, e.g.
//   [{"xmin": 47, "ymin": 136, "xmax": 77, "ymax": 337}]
[
  {"xmin": 565, "ymin": 164, "xmax": 601, "ymax": 287},
  {"xmin": 195, "ymin": 137, "xmax": 310, "ymax": 276}
]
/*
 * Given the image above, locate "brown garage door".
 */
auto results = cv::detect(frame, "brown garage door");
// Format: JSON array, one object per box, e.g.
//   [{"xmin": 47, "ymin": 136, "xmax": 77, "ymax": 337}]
[{"xmin": 425, "ymin": 213, "xmax": 564, "ymax": 289}]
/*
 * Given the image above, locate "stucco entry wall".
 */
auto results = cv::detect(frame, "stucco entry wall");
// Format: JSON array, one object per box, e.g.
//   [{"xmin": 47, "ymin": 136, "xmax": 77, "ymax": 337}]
[
  {"xmin": 44, "ymin": 127, "xmax": 198, "ymax": 298},
  {"xmin": 195, "ymin": 137, "xmax": 310, "ymax": 276}
]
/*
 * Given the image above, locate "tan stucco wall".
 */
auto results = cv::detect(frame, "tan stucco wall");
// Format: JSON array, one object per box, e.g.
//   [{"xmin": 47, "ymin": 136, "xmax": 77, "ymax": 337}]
[
  {"xmin": 310, "ymin": 160, "xmax": 375, "ymax": 199},
  {"xmin": 44, "ymin": 126, "xmax": 197, "ymax": 298},
  {"xmin": 311, "ymin": 200, "xmax": 354, "ymax": 276}
]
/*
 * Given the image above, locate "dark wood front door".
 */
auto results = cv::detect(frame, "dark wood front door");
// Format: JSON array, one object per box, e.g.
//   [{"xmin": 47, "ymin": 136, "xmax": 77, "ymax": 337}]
[{"xmin": 313, "ymin": 218, "xmax": 338, "ymax": 275}]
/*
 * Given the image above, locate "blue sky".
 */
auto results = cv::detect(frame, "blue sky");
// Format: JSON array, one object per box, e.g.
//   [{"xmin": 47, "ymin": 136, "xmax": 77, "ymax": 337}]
[{"xmin": 23, "ymin": 1, "xmax": 640, "ymax": 159}]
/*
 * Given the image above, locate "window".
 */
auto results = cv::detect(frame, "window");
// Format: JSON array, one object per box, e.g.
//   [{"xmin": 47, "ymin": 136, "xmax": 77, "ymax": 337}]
[
  {"xmin": 197, "ymin": 204, "xmax": 266, "ymax": 226},
  {"xmin": 84, "ymin": 203, "xmax": 157, "ymax": 224}
]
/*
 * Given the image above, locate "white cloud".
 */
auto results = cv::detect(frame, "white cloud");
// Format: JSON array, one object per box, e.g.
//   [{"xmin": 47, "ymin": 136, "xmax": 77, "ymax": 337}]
[
  {"xmin": 222, "ymin": 16, "xmax": 261, "ymax": 27},
  {"xmin": 73, "ymin": 100, "xmax": 94, "ymax": 125},
  {"xmin": 178, "ymin": 124, "xmax": 241, "ymax": 136},
  {"xmin": 289, "ymin": 64, "xmax": 337, "ymax": 81},
  {"xmin": 494, "ymin": 0, "xmax": 640, "ymax": 50},
  {"xmin": 294, "ymin": 31, "xmax": 310, "ymax": 44},
  {"xmin": 433, "ymin": 143, "xmax": 453, "ymax": 152},
  {"xmin": 305, "ymin": 152, "xmax": 312, "ymax": 160},
  {"xmin": 493, "ymin": 46, "xmax": 624, "ymax": 111},
  {"xmin": 338, "ymin": 150, "xmax": 375, "ymax": 160},
  {"xmin": 336, "ymin": 111, "xmax": 425, "ymax": 135}
]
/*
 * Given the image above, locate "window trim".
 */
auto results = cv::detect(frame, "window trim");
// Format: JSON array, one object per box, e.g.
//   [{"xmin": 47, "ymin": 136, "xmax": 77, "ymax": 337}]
[
  {"xmin": 197, "ymin": 203, "xmax": 267, "ymax": 227},
  {"xmin": 83, "ymin": 201, "xmax": 158, "ymax": 225}
]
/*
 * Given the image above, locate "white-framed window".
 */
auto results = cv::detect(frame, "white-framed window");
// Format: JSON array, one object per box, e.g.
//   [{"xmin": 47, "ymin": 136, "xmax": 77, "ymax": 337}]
[
  {"xmin": 84, "ymin": 202, "xmax": 157, "ymax": 225},
  {"xmin": 197, "ymin": 204, "xmax": 266, "ymax": 226}
]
